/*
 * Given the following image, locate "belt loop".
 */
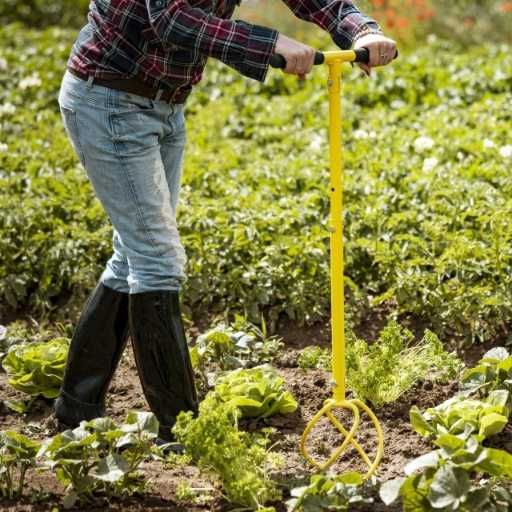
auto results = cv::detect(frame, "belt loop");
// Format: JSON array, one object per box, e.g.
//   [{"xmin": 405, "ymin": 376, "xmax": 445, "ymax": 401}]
[
  {"xmin": 86, "ymin": 75, "xmax": 94, "ymax": 90},
  {"xmin": 155, "ymin": 89, "xmax": 163, "ymax": 101}
]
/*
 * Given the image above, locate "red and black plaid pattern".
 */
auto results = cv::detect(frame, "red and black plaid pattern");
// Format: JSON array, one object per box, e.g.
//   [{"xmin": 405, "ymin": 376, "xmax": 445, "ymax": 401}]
[{"xmin": 68, "ymin": 0, "xmax": 380, "ymax": 92}]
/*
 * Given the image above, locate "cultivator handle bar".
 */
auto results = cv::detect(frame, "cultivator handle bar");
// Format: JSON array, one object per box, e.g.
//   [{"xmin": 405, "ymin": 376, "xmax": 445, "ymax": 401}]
[
  {"xmin": 270, "ymin": 46, "xmax": 386, "ymax": 477},
  {"xmin": 269, "ymin": 48, "xmax": 370, "ymax": 69}
]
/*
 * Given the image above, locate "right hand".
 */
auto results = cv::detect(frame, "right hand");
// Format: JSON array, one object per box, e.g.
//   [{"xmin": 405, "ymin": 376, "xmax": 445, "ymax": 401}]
[{"xmin": 273, "ymin": 34, "xmax": 316, "ymax": 79}]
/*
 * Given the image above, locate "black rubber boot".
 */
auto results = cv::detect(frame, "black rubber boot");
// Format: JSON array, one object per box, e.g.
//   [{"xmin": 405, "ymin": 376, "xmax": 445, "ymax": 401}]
[
  {"xmin": 54, "ymin": 281, "xmax": 129, "ymax": 427},
  {"xmin": 128, "ymin": 290, "xmax": 199, "ymax": 444}
]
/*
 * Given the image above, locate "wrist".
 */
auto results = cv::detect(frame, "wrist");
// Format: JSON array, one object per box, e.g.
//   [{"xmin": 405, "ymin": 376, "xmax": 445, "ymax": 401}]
[{"xmin": 352, "ymin": 24, "xmax": 384, "ymax": 45}]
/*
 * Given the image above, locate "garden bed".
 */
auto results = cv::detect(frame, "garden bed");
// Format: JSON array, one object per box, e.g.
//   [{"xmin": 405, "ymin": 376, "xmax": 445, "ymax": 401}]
[{"xmin": 0, "ymin": 322, "xmax": 479, "ymax": 511}]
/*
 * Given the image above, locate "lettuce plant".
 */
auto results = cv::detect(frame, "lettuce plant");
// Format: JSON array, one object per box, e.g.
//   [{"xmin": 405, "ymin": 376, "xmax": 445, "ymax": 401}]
[
  {"xmin": 173, "ymin": 393, "xmax": 281, "ymax": 509},
  {"xmin": 380, "ymin": 434, "xmax": 512, "ymax": 512},
  {"xmin": 287, "ymin": 472, "xmax": 376, "ymax": 511},
  {"xmin": 410, "ymin": 390, "xmax": 510, "ymax": 441},
  {"xmin": 190, "ymin": 322, "xmax": 282, "ymax": 372},
  {"xmin": 0, "ymin": 431, "xmax": 40, "ymax": 499},
  {"xmin": 214, "ymin": 364, "xmax": 297, "ymax": 420},
  {"xmin": 38, "ymin": 412, "xmax": 159, "ymax": 508},
  {"xmin": 461, "ymin": 347, "xmax": 512, "ymax": 397},
  {"xmin": 2, "ymin": 337, "xmax": 69, "ymax": 399}
]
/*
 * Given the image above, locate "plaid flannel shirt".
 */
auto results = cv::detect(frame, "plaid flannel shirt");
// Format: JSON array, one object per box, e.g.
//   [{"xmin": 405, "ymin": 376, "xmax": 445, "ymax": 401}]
[{"xmin": 68, "ymin": 0, "xmax": 381, "ymax": 94}]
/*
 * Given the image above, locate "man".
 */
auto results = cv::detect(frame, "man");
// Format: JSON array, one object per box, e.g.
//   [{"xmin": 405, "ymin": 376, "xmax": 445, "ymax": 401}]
[{"xmin": 55, "ymin": 0, "xmax": 396, "ymax": 446}]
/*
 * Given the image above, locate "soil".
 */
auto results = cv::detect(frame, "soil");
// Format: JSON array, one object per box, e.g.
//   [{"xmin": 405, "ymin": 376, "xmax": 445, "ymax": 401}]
[{"xmin": 0, "ymin": 322, "xmax": 501, "ymax": 511}]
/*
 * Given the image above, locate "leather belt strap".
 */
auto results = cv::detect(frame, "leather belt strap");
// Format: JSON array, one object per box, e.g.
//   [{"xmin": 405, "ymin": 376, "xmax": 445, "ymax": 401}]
[{"xmin": 67, "ymin": 66, "xmax": 190, "ymax": 104}]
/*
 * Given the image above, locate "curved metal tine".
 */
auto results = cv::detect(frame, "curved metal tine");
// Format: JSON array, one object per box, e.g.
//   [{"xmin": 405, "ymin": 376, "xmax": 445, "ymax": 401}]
[
  {"xmin": 325, "ymin": 409, "xmax": 373, "ymax": 468},
  {"xmin": 351, "ymin": 399, "xmax": 385, "ymax": 476},
  {"xmin": 301, "ymin": 400, "xmax": 360, "ymax": 471}
]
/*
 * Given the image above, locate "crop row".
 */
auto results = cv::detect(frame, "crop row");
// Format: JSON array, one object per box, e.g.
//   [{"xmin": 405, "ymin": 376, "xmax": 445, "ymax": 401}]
[
  {"xmin": 1, "ymin": 26, "xmax": 512, "ymax": 344},
  {"xmin": 1, "ymin": 318, "xmax": 512, "ymax": 510}
]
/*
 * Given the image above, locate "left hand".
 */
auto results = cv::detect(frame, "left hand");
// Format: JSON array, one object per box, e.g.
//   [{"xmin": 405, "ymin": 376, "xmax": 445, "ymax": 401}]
[{"xmin": 353, "ymin": 33, "xmax": 397, "ymax": 76}]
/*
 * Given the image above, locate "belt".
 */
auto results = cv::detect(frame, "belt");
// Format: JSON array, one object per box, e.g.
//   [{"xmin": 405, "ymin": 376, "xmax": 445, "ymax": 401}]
[{"xmin": 67, "ymin": 67, "xmax": 190, "ymax": 104}]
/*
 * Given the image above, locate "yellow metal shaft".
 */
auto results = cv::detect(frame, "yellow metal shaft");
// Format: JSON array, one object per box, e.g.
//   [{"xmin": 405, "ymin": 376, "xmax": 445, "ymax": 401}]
[
  {"xmin": 299, "ymin": 50, "xmax": 385, "ymax": 477},
  {"xmin": 328, "ymin": 59, "xmax": 345, "ymax": 402}
]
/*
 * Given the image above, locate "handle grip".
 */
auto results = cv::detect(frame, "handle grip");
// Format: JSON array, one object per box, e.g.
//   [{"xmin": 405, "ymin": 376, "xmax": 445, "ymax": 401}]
[
  {"xmin": 269, "ymin": 48, "xmax": 370, "ymax": 69},
  {"xmin": 269, "ymin": 52, "xmax": 324, "ymax": 69},
  {"xmin": 269, "ymin": 48, "xmax": 399, "ymax": 69}
]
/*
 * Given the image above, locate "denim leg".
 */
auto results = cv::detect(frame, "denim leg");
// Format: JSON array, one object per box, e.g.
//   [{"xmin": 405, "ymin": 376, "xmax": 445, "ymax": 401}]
[
  {"xmin": 100, "ymin": 230, "xmax": 130, "ymax": 293},
  {"xmin": 58, "ymin": 71, "xmax": 187, "ymax": 294},
  {"xmin": 160, "ymin": 104, "xmax": 187, "ymax": 215}
]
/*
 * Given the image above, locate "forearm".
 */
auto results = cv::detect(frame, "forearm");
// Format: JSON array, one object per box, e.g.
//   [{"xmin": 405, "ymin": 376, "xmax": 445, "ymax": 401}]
[
  {"xmin": 280, "ymin": 0, "xmax": 382, "ymax": 48},
  {"xmin": 146, "ymin": 0, "xmax": 279, "ymax": 81}
]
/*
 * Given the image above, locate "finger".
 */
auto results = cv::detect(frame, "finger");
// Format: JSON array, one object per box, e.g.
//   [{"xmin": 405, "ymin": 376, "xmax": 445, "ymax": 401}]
[
  {"xmin": 297, "ymin": 50, "xmax": 312, "ymax": 76},
  {"xmin": 379, "ymin": 43, "xmax": 392, "ymax": 66},
  {"xmin": 387, "ymin": 42, "xmax": 397, "ymax": 62},
  {"xmin": 369, "ymin": 45, "xmax": 380, "ymax": 67},
  {"xmin": 383, "ymin": 42, "xmax": 396, "ymax": 64},
  {"xmin": 357, "ymin": 63, "xmax": 371, "ymax": 77},
  {"xmin": 377, "ymin": 43, "xmax": 387, "ymax": 67},
  {"xmin": 285, "ymin": 55, "xmax": 298, "ymax": 74}
]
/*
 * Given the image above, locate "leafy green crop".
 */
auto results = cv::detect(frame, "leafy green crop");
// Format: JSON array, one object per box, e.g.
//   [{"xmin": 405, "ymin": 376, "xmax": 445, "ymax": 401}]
[
  {"xmin": 214, "ymin": 364, "xmax": 297, "ymax": 419},
  {"xmin": 381, "ymin": 328, "xmax": 512, "ymax": 512},
  {"xmin": 410, "ymin": 390, "xmax": 511, "ymax": 441},
  {"xmin": 172, "ymin": 393, "xmax": 281, "ymax": 509},
  {"xmin": 0, "ymin": 1, "xmax": 89, "ymax": 28},
  {"xmin": 461, "ymin": 347, "xmax": 512, "ymax": 397},
  {"xmin": 287, "ymin": 472, "xmax": 376, "ymax": 512},
  {"xmin": 0, "ymin": 324, "xmax": 19, "ymax": 363},
  {"xmin": 381, "ymin": 434, "xmax": 512, "ymax": 512},
  {"xmin": 0, "ymin": 431, "xmax": 40, "ymax": 499},
  {"xmin": 298, "ymin": 346, "xmax": 332, "ymax": 371},
  {"xmin": 190, "ymin": 320, "xmax": 282, "ymax": 371},
  {"xmin": 38, "ymin": 412, "xmax": 159, "ymax": 508},
  {"xmin": 190, "ymin": 320, "xmax": 283, "ymax": 392},
  {"xmin": 346, "ymin": 320, "xmax": 461, "ymax": 407},
  {"xmin": 2, "ymin": 337, "xmax": 69, "ymax": 399},
  {"xmin": 1, "ymin": 26, "xmax": 512, "ymax": 342}
]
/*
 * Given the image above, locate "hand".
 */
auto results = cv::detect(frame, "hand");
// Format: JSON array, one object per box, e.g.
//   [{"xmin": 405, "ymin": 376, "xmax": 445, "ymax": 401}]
[
  {"xmin": 353, "ymin": 33, "xmax": 397, "ymax": 76},
  {"xmin": 274, "ymin": 34, "xmax": 316, "ymax": 80}
]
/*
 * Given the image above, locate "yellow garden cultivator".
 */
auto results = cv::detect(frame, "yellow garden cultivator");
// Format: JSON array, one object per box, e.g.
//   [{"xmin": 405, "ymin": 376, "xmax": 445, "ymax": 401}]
[{"xmin": 270, "ymin": 49, "xmax": 385, "ymax": 477}]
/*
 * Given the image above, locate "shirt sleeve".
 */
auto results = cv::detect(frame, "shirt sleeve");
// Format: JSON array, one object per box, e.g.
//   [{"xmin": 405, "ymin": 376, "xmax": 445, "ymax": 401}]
[
  {"xmin": 279, "ymin": 0, "xmax": 382, "ymax": 49},
  {"xmin": 146, "ymin": 0, "xmax": 279, "ymax": 82}
]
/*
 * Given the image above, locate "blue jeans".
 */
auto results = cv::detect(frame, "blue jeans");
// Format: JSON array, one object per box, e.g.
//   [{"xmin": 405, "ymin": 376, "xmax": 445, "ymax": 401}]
[{"xmin": 58, "ymin": 70, "xmax": 187, "ymax": 294}]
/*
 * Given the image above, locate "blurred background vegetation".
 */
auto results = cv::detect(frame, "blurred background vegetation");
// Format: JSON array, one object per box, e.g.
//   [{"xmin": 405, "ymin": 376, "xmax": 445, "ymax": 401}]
[{"xmin": 1, "ymin": 0, "xmax": 511, "ymax": 46}]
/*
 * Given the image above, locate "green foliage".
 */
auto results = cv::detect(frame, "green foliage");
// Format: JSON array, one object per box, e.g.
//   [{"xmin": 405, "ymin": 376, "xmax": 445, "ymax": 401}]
[
  {"xmin": 190, "ymin": 320, "xmax": 283, "ymax": 372},
  {"xmin": 385, "ymin": 327, "xmax": 512, "ymax": 512},
  {"xmin": 2, "ymin": 337, "xmax": 69, "ymax": 399},
  {"xmin": 287, "ymin": 472, "xmax": 376, "ymax": 511},
  {"xmin": 172, "ymin": 393, "xmax": 281, "ymax": 509},
  {"xmin": 190, "ymin": 320, "xmax": 283, "ymax": 392},
  {"xmin": 346, "ymin": 320, "xmax": 461, "ymax": 407},
  {"xmin": 38, "ymin": 412, "xmax": 159, "ymax": 508},
  {"xmin": 410, "ymin": 390, "xmax": 510, "ymax": 441},
  {"xmin": 175, "ymin": 481, "xmax": 215, "ymax": 506},
  {"xmin": 0, "ymin": 322, "xmax": 70, "ymax": 361},
  {"xmin": 381, "ymin": 434, "xmax": 512, "ymax": 512},
  {"xmin": 214, "ymin": 364, "xmax": 298, "ymax": 419},
  {"xmin": 297, "ymin": 346, "xmax": 332, "ymax": 371},
  {"xmin": 0, "ymin": 431, "xmax": 40, "ymax": 499},
  {"xmin": 0, "ymin": 325, "xmax": 18, "ymax": 362},
  {"xmin": 0, "ymin": 0, "xmax": 89, "ymax": 28},
  {"xmin": 1, "ymin": 25, "xmax": 512, "ymax": 343},
  {"xmin": 461, "ymin": 347, "xmax": 512, "ymax": 396}
]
